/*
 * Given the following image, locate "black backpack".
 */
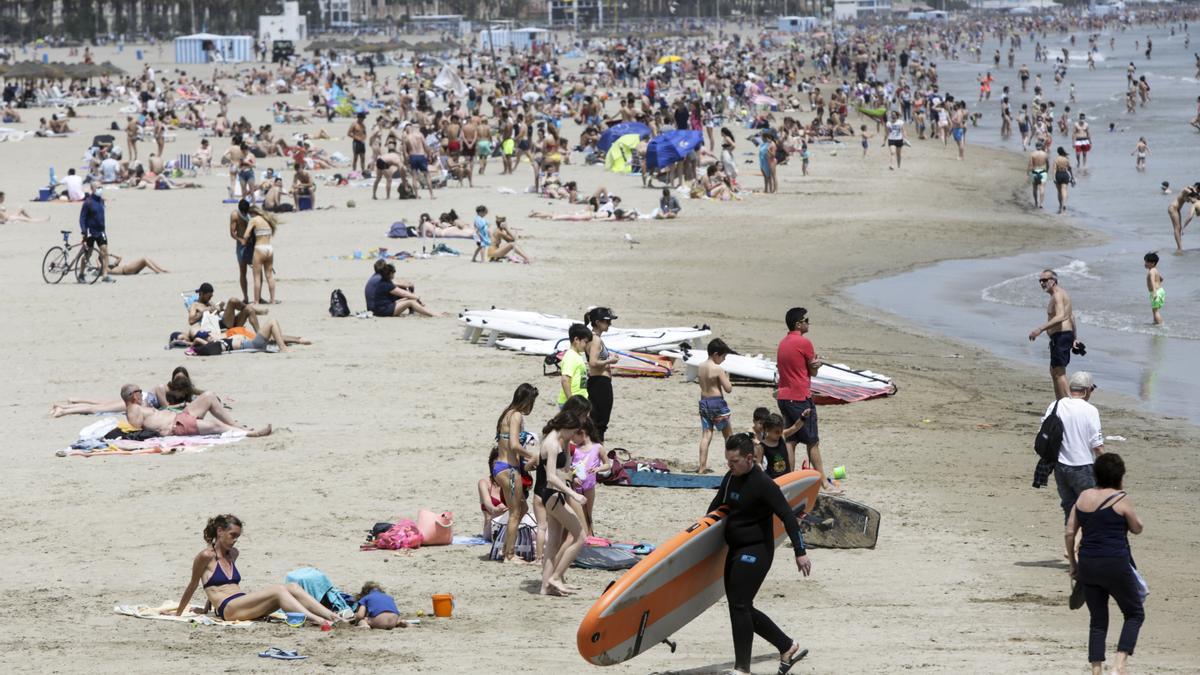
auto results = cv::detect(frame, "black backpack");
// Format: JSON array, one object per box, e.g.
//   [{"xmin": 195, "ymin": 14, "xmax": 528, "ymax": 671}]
[
  {"xmin": 1034, "ymin": 399, "xmax": 1065, "ymax": 462},
  {"xmin": 329, "ymin": 289, "xmax": 350, "ymax": 317}
]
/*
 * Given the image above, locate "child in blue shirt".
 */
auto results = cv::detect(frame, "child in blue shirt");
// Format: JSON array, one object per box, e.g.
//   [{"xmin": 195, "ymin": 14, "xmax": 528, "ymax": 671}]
[{"xmin": 353, "ymin": 582, "xmax": 406, "ymax": 629}]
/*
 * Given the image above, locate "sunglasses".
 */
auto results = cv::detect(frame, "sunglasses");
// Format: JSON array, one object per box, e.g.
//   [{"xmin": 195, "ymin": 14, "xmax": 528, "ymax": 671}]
[{"xmin": 1038, "ymin": 278, "xmax": 1054, "ymax": 285}]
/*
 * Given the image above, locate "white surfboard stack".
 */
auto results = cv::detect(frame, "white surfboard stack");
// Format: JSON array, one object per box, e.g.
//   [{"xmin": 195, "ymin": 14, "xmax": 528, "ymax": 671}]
[{"xmin": 458, "ymin": 308, "xmax": 711, "ymax": 353}]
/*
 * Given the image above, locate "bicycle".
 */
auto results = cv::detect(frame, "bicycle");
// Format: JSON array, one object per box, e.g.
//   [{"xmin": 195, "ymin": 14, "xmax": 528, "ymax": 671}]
[{"xmin": 42, "ymin": 230, "xmax": 101, "ymax": 284}]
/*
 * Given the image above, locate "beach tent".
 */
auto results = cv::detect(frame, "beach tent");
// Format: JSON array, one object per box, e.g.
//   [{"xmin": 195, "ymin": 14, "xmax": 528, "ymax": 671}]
[
  {"xmin": 598, "ymin": 121, "xmax": 651, "ymax": 152},
  {"xmin": 645, "ymin": 130, "xmax": 703, "ymax": 172},
  {"xmin": 174, "ymin": 33, "xmax": 252, "ymax": 64},
  {"xmin": 604, "ymin": 133, "xmax": 640, "ymax": 174}
]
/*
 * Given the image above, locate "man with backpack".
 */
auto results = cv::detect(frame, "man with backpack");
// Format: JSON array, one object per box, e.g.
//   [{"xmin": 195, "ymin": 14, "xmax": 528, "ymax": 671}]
[{"xmin": 1040, "ymin": 371, "xmax": 1105, "ymax": 522}]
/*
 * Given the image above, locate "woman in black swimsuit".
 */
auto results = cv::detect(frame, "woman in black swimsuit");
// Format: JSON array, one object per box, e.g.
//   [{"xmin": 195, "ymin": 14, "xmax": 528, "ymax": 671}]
[
  {"xmin": 167, "ymin": 514, "xmax": 343, "ymax": 626},
  {"xmin": 535, "ymin": 411, "xmax": 587, "ymax": 597}
]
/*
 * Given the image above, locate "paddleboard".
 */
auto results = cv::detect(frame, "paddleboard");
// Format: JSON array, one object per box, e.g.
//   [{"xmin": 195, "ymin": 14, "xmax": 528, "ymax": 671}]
[
  {"xmin": 577, "ymin": 470, "xmax": 821, "ymax": 666},
  {"xmin": 801, "ymin": 495, "xmax": 880, "ymax": 549},
  {"xmin": 623, "ymin": 471, "xmax": 723, "ymax": 489},
  {"xmin": 460, "ymin": 308, "xmax": 710, "ymax": 346},
  {"xmin": 498, "ymin": 330, "xmax": 709, "ymax": 354}
]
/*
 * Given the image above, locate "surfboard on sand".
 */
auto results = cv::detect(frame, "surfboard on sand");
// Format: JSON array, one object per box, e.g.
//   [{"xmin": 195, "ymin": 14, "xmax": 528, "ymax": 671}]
[
  {"xmin": 801, "ymin": 495, "xmax": 880, "ymax": 549},
  {"xmin": 623, "ymin": 471, "xmax": 724, "ymax": 489},
  {"xmin": 577, "ymin": 470, "xmax": 821, "ymax": 666}
]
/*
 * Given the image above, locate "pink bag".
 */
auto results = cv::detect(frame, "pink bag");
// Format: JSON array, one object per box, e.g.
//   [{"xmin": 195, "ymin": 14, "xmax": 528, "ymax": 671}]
[
  {"xmin": 375, "ymin": 519, "xmax": 423, "ymax": 550},
  {"xmin": 416, "ymin": 510, "xmax": 454, "ymax": 546}
]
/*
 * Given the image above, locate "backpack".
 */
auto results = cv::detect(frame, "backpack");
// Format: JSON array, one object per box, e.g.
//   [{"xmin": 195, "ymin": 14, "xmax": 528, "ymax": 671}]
[
  {"xmin": 373, "ymin": 519, "xmax": 423, "ymax": 550},
  {"xmin": 329, "ymin": 288, "xmax": 350, "ymax": 317},
  {"xmin": 489, "ymin": 513, "xmax": 536, "ymax": 562},
  {"xmin": 387, "ymin": 221, "xmax": 410, "ymax": 238},
  {"xmin": 1034, "ymin": 399, "xmax": 1065, "ymax": 462}
]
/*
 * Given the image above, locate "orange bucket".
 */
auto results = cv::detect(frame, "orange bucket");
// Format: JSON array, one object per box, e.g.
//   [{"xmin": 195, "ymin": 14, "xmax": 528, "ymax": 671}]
[{"xmin": 431, "ymin": 593, "xmax": 454, "ymax": 618}]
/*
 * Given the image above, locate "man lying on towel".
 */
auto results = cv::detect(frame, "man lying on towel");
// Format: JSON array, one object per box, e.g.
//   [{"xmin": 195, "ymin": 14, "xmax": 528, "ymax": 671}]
[{"xmin": 121, "ymin": 384, "xmax": 271, "ymax": 437}]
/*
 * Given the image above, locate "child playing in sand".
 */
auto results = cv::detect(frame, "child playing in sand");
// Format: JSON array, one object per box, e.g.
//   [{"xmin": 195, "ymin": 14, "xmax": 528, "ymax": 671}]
[
  {"xmin": 1132, "ymin": 137, "xmax": 1148, "ymax": 171},
  {"xmin": 571, "ymin": 419, "xmax": 604, "ymax": 536},
  {"xmin": 1145, "ymin": 252, "xmax": 1164, "ymax": 325},
  {"xmin": 352, "ymin": 582, "xmax": 406, "ymax": 629}
]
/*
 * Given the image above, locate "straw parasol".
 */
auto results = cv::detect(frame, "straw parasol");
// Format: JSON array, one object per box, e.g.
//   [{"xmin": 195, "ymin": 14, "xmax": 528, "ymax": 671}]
[
  {"xmin": 96, "ymin": 61, "xmax": 126, "ymax": 77},
  {"xmin": 3, "ymin": 60, "xmax": 54, "ymax": 79}
]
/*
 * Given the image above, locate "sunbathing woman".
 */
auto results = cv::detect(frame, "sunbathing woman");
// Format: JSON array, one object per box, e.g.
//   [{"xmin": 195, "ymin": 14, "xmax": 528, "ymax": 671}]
[
  {"xmin": 494, "ymin": 383, "xmax": 540, "ymax": 561},
  {"xmin": 167, "ymin": 514, "xmax": 344, "ymax": 626},
  {"xmin": 489, "ymin": 216, "xmax": 532, "ymax": 264},
  {"xmin": 107, "ymin": 253, "xmax": 168, "ymax": 275},
  {"xmin": 0, "ymin": 191, "xmax": 48, "ymax": 223},
  {"xmin": 51, "ymin": 366, "xmax": 208, "ymax": 417},
  {"xmin": 416, "ymin": 212, "xmax": 470, "ymax": 237},
  {"xmin": 190, "ymin": 318, "xmax": 310, "ymax": 354}
]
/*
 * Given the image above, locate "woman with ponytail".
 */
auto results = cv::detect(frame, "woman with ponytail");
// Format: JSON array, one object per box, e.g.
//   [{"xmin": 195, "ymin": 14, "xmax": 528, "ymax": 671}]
[{"xmin": 166, "ymin": 514, "xmax": 344, "ymax": 627}]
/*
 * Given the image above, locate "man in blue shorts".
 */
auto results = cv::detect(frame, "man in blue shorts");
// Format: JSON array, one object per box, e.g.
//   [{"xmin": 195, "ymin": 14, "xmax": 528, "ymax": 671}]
[
  {"xmin": 1028, "ymin": 269, "xmax": 1080, "ymax": 399},
  {"xmin": 696, "ymin": 339, "xmax": 734, "ymax": 474}
]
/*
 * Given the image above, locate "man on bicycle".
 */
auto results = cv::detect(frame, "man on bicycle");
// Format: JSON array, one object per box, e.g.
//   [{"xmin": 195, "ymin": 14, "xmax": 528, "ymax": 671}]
[{"xmin": 79, "ymin": 184, "xmax": 113, "ymax": 283}]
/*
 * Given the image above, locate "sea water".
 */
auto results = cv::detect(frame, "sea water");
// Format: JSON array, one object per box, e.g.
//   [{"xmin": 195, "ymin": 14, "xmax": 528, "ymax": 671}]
[{"xmin": 851, "ymin": 23, "xmax": 1200, "ymax": 423}]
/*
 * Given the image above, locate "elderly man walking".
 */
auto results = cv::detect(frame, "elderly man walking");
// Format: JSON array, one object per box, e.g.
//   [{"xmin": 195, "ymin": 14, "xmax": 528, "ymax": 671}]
[{"xmin": 1042, "ymin": 371, "xmax": 1105, "ymax": 522}]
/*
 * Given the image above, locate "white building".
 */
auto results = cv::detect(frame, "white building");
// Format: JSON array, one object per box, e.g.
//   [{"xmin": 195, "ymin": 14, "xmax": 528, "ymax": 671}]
[
  {"xmin": 778, "ymin": 16, "xmax": 819, "ymax": 32},
  {"xmin": 321, "ymin": 0, "xmax": 355, "ymax": 28},
  {"xmin": 478, "ymin": 27, "xmax": 550, "ymax": 51},
  {"xmin": 259, "ymin": 1, "xmax": 308, "ymax": 43}
]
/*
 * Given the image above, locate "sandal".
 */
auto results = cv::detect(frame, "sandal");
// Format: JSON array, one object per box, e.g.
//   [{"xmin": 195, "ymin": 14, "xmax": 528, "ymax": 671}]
[
  {"xmin": 258, "ymin": 647, "xmax": 307, "ymax": 660},
  {"xmin": 778, "ymin": 643, "xmax": 809, "ymax": 674}
]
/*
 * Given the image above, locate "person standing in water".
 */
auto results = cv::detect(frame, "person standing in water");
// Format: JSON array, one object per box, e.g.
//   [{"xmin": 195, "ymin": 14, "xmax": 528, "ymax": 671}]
[
  {"xmin": 709, "ymin": 433, "xmax": 810, "ymax": 675},
  {"xmin": 1028, "ymin": 140, "xmax": 1049, "ymax": 209},
  {"xmin": 1167, "ymin": 183, "xmax": 1199, "ymax": 251},
  {"xmin": 1029, "ymin": 269, "xmax": 1081, "ymax": 399},
  {"xmin": 1144, "ymin": 252, "xmax": 1164, "ymax": 325}
]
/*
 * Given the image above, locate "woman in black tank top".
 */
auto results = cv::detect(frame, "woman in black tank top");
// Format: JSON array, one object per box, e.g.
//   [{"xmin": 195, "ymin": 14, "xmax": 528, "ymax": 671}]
[
  {"xmin": 534, "ymin": 410, "xmax": 587, "ymax": 597},
  {"xmin": 1066, "ymin": 453, "xmax": 1145, "ymax": 674}
]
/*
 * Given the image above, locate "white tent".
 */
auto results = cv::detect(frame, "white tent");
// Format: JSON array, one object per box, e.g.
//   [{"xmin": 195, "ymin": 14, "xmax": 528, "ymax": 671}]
[
  {"xmin": 174, "ymin": 33, "xmax": 253, "ymax": 64},
  {"xmin": 478, "ymin": 27, "xmax": 548, "ymax": 51}
]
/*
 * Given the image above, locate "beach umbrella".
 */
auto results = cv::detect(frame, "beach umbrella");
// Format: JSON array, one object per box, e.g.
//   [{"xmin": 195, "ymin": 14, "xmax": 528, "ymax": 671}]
[
  {"xmin": 645, "ymin": 129, "xmax": 703, "ymax": 172},
  {"xmin": 658, "ymin": 55, "xmax": 682, "ymax": 64},
  {"xmin": 97, "ymin": 61, "xmax": 126, "ymax": 77},
  {"xmin": 4, "ymin": 60, "xmax": 52, "ymax": 79},
  {"xmin": 354, "ymin": 42, "xmax": 397, "ymax": 54},
  {"xmin": 604, "ymin": 133, "xmax": 641, "ymax": 174},
  {"xmin": 598, "ymin": 121, "xmax": 651, "ymax": 152}
]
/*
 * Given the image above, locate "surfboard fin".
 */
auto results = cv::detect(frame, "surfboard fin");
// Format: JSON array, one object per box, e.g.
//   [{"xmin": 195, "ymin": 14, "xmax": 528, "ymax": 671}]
[{"xmin": 660, "ymin": 638, "xmax": 677, "ymax": 653}]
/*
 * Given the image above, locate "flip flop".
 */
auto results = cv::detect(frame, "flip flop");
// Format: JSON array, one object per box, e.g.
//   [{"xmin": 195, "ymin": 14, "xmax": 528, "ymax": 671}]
[
  {"xmin": 778, "ymin": 646, "xmax": 809, "ymax": 674},
  {"xmin": 1069, "ymin": 581, "xmax": 1085, "ymax": 610},
  {"xmin": 258, "ymin": 647, "xmax": 307, "ymax": 660}
]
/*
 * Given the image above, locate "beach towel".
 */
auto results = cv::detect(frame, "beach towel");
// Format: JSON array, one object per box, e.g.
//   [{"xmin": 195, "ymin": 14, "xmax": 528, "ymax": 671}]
[
  {"xmin": 572, "ymin": 545, "xmax": 639, "ymax": 570},
  {"xmin": 58, "ymin": 426, "xmax": 246, "ymax": 458},
  {"xmin": 114, "ymin": 601, "xmax": 285, "ymax": 626}
]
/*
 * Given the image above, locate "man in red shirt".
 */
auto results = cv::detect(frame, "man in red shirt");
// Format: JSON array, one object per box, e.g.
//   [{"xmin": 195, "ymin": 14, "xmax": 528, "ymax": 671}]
[{"xmin": 776, "ymin": 307, "xmax": 838, "ymax": 493}]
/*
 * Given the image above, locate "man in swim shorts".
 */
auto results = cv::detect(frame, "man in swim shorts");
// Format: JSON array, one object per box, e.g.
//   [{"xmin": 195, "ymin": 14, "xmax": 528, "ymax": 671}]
[
  {"xmin": 1072, "ymin": 113, "xmax": 1092, "ymax": 168},
  {"xmin": 697, "ymin": 339, "xmax": 734, "ymax": 474},
  {"xmin": 776, "ymin": 307, "xmax": 838, "ymax": 493},
  {"xmin": 121, "ymin": 383, "xmax": 271, "ymax": 437},
  {"xmin": 404, "ymin": 124, "xmax": 435, "ymax": 199},
  {"xmin": 348, "ymin": 112, "xmax": 367, "ymax": 173},
  {"xmin": 1028, "ymin": 269, "xmax": 1080, "ymax": 399},
  {"xmin": 229, "ymin": 199, "xmax": 254, "ymax": 302},
  {"xmin": 1028, "ymin": 140, "xmax": 1049, "ymax": 209}
]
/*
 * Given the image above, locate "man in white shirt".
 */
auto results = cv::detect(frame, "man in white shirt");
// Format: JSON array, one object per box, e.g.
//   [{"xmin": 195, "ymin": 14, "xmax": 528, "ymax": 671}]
[
  {"xmin": 99, "ymin": 155, "xmax": 121, "ymax": 183},
  {"xmin": 1042, "ymin": 371, "xmax": 1104, "ymax": 521},
  {"xmin": 61, "ymin": 168, "xmax": 85, "ymax": 201}
]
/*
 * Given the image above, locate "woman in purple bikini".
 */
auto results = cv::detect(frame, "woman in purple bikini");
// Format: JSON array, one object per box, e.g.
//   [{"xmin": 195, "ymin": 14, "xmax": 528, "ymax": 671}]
[{"xmin": 166, "ymin": 514, "xmax": 343, "ymax": 626}]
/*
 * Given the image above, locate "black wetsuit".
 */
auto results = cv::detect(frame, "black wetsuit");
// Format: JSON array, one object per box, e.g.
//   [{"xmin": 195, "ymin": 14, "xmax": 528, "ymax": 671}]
[{"xmin": 708, "ymin": 465, "xmax": 806, "ymax": 673}]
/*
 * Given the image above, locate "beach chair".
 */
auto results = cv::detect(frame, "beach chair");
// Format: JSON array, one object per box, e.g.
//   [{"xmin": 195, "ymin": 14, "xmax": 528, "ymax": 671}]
[{"xmin": 174, "ymin": 153, "xmax": 196, "ymax": 177}]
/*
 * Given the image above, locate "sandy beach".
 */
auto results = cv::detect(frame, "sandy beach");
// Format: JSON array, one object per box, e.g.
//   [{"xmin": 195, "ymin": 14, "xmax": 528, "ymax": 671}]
[{"xmin": 2, "ymin": 40, "xmax": 1197, "ymax": 674}]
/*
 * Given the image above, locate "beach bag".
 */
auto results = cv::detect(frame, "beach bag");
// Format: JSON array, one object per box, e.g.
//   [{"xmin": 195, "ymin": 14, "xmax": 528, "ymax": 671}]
[
  {"xmin": 375, "ymin": 519, "xmax": 423, "ymax": 550},
  {"xmin": 597, "ymin": 448, "xmax": 670, "ymax": 486},
  {"xmin": 387, "ymin": 221, "xmax": 410, "ymax": 238},
  {"xmin": 329, "ymin": 288, "xmax": 350, "ymax": 317},
  {"xmin": 489, "ymin": 513, "xmax": 536, "ymax": 562},
  {"xmin": 1034, "ymin": 399, "xmax": 1065, "ymax": 462},
  {"xmin": 416, "ymin": 510, "xmax": 454, "ymax": 546}
]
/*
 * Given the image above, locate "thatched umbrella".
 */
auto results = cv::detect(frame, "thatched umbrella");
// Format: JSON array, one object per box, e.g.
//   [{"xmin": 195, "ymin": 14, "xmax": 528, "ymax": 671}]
[
  {"xmin": 96, "ymin": 61, "xmax": 126, "ymax": 77},
  {"xmin": 353, "ymin": 42, "xmax": 399, "ymax": 54},
  {"xmin": 3, "ymin": 60, "xmax": 53, "ymax": 79}
]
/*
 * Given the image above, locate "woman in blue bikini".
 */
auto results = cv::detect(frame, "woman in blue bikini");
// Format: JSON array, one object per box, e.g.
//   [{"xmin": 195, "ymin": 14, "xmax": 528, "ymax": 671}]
[
  {"xmin": 167, "ymin": 514, "xmax": 343, "ymax": 626},
  {"xmin": 494, "ymin": 384, "xmax": 540, "ymax": 563}
]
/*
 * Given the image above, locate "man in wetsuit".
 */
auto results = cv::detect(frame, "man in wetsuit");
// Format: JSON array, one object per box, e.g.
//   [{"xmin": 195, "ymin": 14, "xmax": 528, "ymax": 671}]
[
  {"xmin": 1028, "ymin": 269, "xmax": 1080, "ymax": 399},
  {"xmin": 708, "ymin": 433, "xmax": 810, "ymax": 675}
]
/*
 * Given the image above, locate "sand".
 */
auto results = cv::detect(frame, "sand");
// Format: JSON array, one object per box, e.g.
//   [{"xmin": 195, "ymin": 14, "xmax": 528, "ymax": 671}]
[{"xmin": 2, "ymin": 44, "xmax": 1197, "ymax": 674}]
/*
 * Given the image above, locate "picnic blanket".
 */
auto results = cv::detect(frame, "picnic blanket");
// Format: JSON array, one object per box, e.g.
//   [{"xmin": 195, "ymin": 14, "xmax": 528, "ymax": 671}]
[
  {"xmin": 58, "ymin": 419, "xmax": 247, "ymax": 457},
  {"xmin": 114, "ymin": 601, "xmax": 285, "ymax": 626}
]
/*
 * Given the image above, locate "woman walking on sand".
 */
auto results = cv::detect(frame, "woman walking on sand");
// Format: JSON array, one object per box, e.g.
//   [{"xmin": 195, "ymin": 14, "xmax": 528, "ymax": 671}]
[
  {"xmin": 1066, "ymin": 454, "xmax": 1145, "ymax": 675},
  {"xmin": 1053, "ymin": 147, "xmax": 1074, "ymax": 214}
]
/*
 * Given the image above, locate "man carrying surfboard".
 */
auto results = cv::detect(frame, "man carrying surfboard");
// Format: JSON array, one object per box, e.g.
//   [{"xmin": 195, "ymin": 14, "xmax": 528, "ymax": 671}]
[
  {"xmin": 776, "ymin": 307, "xmax": 840, "ymax": 493},
  {"xmin": 709, "ymin": 434, "xmax": 810, "ymax": 675}
]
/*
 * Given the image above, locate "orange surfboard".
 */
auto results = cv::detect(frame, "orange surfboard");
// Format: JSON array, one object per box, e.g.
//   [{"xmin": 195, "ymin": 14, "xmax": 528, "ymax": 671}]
[{"xmin": 577, "ymin": 470, "xmax": 821, "ymax": 666}]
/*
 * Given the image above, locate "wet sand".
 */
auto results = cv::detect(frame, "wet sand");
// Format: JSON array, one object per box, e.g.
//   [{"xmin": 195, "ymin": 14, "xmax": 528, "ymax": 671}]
[{"xmin": 1, "ymin": 44, "xmax": 1197, "ymax": 673}]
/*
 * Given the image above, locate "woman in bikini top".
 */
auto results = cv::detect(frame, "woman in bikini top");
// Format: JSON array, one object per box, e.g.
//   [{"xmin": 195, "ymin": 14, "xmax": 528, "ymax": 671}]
[
  {"xmin": 491, "ymin": 384, "xmax": 539, "ymax": 562},
  {"xmin": 167, "ymin": 514, "xmax": 344, "ymax": 626}
]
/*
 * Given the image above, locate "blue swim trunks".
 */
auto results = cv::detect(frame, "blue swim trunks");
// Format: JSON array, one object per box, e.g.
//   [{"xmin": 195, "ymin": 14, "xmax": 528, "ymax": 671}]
[
  {"xmin": 952, "ymin": 127, "xmax": 965, "ymax": 142},
  {"xmin": 699, "ymin": 396, "xmax": 731, "ymax": 431},
  {"xmin": 409, "ymin": 154, "xmax": 429, "ymax": 172}
]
